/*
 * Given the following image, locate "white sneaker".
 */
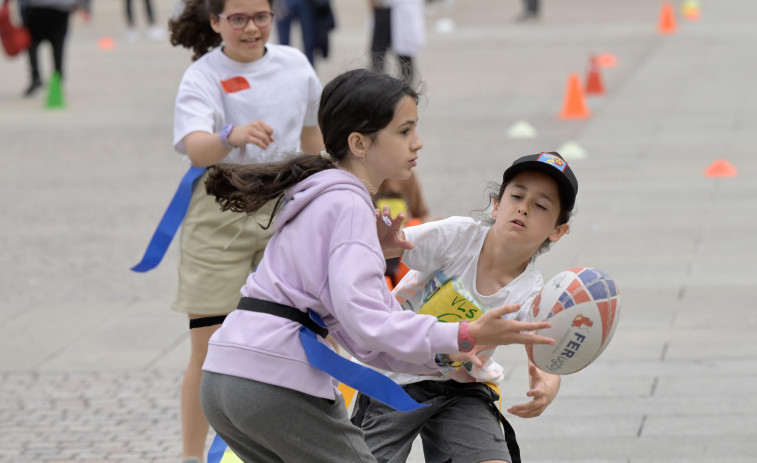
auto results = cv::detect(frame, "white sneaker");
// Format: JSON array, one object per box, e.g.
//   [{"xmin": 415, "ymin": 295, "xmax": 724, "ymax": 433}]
[{"xmin": 147, "ymin": 25, "xmax": 165, "ymax": 41}]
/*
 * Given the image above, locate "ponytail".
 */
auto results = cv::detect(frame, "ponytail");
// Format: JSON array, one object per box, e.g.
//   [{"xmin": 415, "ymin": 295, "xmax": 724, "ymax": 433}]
[{"xmin": 205, "ymin": 154, "xmax": 335, "ymax": 228}]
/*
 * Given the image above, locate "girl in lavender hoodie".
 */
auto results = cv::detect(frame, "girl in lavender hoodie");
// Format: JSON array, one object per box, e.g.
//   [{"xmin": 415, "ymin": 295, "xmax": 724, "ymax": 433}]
[{"xmin": 199, "ymin": 69, "xmax": 556, "ymax": 462}]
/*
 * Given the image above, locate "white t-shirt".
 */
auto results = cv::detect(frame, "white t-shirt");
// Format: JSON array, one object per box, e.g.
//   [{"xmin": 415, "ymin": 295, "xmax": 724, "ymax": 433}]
[
  {"xmin": 388, "ymin": 216, "xmax": 544, "ymax": 385},
  {"xmin": 173, "ymin": 44, "xmax": 321, "ymax": 165}
]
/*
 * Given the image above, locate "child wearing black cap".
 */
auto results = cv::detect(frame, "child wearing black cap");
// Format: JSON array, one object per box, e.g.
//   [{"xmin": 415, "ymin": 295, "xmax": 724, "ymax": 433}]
[{"xmin": 353, "ymin": 152, "xmax": 578, "ymax": 463}]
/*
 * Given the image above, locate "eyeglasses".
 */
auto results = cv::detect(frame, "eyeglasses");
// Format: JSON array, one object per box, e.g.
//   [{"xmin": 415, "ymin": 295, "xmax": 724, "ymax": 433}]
[{"xmin": 218, "ymin": 11, "xmax": 275, "ymax": 30}]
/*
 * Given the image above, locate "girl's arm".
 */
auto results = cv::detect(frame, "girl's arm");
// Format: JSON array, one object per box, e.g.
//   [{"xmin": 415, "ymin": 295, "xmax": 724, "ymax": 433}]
[
  {"xmin": 299, "ymin": 126, "xmax": 325, "ymax": 155},
  {"xmin": 183, "ymin": 120, "xmax": 275, "ymax": 167}
]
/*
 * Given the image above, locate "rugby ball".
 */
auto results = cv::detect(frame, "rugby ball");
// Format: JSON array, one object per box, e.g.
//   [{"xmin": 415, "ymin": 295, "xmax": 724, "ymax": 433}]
[{"xmin": 526, "ymin": 267, "xmax": 620, "ymax": 375}]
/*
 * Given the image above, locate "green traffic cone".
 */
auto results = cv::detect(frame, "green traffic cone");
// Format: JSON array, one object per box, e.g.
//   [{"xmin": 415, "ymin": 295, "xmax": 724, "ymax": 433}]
[{"xmin": 45, "ymin": 72, "xmax": 65, "ymax": 110}]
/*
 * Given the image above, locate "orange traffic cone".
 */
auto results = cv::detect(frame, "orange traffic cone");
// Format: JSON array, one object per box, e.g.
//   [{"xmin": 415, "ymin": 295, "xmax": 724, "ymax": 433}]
[
  {"xmin": 596, "ymin": 53, "xmax": 617, "ymax": 68},
  {"xmin": 585, "ymin": 55, "xmax": 605, "ymax": 95},
  {"xmin": 658, "ymin": 2, "xmax": 677, "ymax": 34},
  {"xmin": 97, "ymin": 36, "xmax": 115, "ymax": 50},
  {"xmin": 704, "ymin": 159, "xmax": 737, "ymax": 178},
  {"xmin": 558, "ymin": 73, "xmax": 591, "ymax": 119}
]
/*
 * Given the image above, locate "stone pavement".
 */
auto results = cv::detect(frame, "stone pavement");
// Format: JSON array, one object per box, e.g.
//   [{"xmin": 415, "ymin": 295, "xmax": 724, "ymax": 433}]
[{"xmin": 1, "ymin": 0, "xmax": 756, "ymax": 461}]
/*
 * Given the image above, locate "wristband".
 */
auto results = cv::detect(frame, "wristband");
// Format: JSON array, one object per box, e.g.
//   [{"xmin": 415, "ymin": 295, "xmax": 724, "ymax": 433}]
[
  {"xmin": 458, "ymin": 321, "xmax": 474, "ymax": 352},
  {"xmin": 219, "ymin": 124, "xmax": 235, "ymax": 149}
]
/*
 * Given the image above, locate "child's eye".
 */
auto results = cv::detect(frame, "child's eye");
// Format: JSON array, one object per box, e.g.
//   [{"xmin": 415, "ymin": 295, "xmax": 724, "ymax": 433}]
[
  {"xmin": 536, "ymin": 203, "xmax": 548, "ymax": 210},
  {"xmin": 511, "ymin": 194, "xmax": 523, "ymax": 200},
  {"xmin": 401, "ymin": 128, "xmax": 411, "ymax": 135}
]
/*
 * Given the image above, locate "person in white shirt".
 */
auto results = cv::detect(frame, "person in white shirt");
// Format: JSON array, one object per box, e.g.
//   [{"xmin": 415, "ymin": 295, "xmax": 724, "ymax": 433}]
[
  {"xmin": 167, "ymin": 0, "xmax": 323, "ymax": 460},
  {"xmin": 353, "ymin": 152, "xmax": 578, "ymax": 463}
]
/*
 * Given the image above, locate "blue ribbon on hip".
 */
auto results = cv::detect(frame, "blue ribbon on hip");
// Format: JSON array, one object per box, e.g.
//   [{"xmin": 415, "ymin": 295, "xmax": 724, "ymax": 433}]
[{"xmin": 130, "ymin": 166, "xmax": 206, "ymax": 273}]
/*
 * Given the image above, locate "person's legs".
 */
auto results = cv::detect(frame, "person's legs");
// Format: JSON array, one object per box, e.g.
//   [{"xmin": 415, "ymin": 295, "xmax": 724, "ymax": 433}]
[
  {"xmin": 124, "ymin": 0, "xmax": 135, "ymax": 26},
  {"xmin": 516, "ymin": 0, "xmax": 539, "ymax": 21},
  {"xmin": 143, "ymin": 0, "xmax": 165, "ymax": 40},
  {"xmin": 294, "ymin": 0, "xmax": 316, "ymax": 65},
  {"xmin": 201, "ymin": 372, "xmax": 377, "ymax": 462},
  {"xmin": 180, "ymin": 320, "xmax": 219, "ymax": 460},
  {"xmin": 23, "ymin": 7, "xmax": 45, "ymax": 96},
  {"xmin": 174, "ymin": 180, "xmax": 276, "ymax": 460},
  {"xmin": 370, "ymin": 7, "xmax": 391, "ymax": 74},
  {"xmin": 420, "ymin": 383, "xmax": 513, "ymax": 463},
  {"xmin": 124, "ymin": 0, "xmax": 140, "ymax": 40},
  {"xmin": 397, "ymin": 55, "xmax": 415, "ymax": 86},
  {"xmin": 355, "ymin": 382, "xmax": 444, "ymax": 463},
  {"xmin": 48, "ymin": 9, "xmax": 70, "ymax": 80},
  {"xmin": 142, "ymin": 0, "xmax": 156, "ymax": 24},
  {"xmin": 275, "ymin": 0, "xmax": 293, "ymax": 45}
]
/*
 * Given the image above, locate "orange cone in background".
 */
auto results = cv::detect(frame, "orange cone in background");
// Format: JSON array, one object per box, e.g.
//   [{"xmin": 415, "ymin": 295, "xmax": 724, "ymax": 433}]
[
  {"xmin": 596, "ymin": 53, "xmax": 617, "ymax": 68},
  {"xmin": 558, "ymin": 73, "xmax": 591, "ymax": 119},
  {"xmin": 704, "ymin": 159, "xmax": 737, "ymax": 178},
  {"xmin": 585, "ymin": 55, "xmax": 606, "ymax": 95},
  {"xmin": 97, "ymin": 36, "xmax": 115, "ymax": 50},
  {"xmin": 658, "ymin": 2, "xmax": 677, "ymax": 34}
]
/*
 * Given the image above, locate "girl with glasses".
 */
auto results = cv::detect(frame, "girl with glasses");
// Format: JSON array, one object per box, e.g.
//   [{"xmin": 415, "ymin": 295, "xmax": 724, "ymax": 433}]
[{"xmin": 167, "ymin": 1, "xmax": 323, "ymax": 461}]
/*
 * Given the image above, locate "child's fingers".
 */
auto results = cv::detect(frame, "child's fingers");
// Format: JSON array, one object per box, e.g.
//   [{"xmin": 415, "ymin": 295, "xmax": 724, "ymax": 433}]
[
  {"xmin": 516, "ymin": 332, "xmax": 556, "ymax": 345},
  {"xmin": 485, "ymin": 303, "xmax": 521, "ymax": 317}
]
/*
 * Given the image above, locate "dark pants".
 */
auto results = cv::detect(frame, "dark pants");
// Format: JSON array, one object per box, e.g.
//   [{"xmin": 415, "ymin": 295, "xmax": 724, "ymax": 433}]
[
  {"xmin": 352, "ymin": 381, "xmax": 520, "ymax": 463},
  {"xmin": 523, "ymin": 0, "xmax": 539, "ymax": 14},
  {"xmin": 275, "ymin": 0, "xmax": 317, "ymax": 65},
  {"xmin": 24, "ymin": 7, "xmax": 70, "ymax": 82},
  {"xmin": 370, "ymin": 7, "xmax": 414, "ymax": 85},
  {"xmin": 124, "ymin": 0, "xmax": 155, "ymax": 26}
]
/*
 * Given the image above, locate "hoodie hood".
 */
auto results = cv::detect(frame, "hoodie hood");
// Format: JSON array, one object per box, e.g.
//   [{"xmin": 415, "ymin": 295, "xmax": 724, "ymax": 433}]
[{"xmin": 275, "ymin": 169, "xmax": 374, "ymax": 233}]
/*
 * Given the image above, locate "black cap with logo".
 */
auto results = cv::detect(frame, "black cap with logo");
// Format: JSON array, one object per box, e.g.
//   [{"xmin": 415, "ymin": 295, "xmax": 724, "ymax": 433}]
[{"xmin": 502, "ymin": 152, "xmax": 578, "ymax": 212}]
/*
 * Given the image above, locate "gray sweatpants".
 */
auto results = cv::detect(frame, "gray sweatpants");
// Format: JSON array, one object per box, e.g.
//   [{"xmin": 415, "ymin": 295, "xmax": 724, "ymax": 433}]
[{"xmin": 200, "ymin": 371, "xmax": 377, "ymax": 463}]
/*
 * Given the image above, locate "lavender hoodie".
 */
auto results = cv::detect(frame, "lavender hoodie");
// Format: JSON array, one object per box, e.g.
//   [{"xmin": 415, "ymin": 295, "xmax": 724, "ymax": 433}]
[{"xmin": 202, "ymin": 169, "xmax": 460, "ymax": 400}]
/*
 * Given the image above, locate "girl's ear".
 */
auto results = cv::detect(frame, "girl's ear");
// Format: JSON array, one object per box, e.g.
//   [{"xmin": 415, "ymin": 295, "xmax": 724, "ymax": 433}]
[
  {"xmin": 210, "ymin": 15, "xmax": 221, "ymax": 33},
  {"xmin": 491, "ymin": 198, "xmax": 500, "ymax": 219},
  {"xmin": 347, "ymin": 132, "xmax": 370, "ymax": 161},
  {"xmin": 549, "ymin": 223, "xmax": 570, "ymax": 243}
]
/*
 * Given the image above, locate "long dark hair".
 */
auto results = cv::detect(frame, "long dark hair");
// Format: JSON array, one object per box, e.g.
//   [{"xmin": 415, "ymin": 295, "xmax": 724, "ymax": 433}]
[
  {"xmin": 169, "ymin": 0, "xmax": 275, "ymax": 61},
  {"xmin": 205, "ymin": 69, "xmax": 420, "ymax": 225}
]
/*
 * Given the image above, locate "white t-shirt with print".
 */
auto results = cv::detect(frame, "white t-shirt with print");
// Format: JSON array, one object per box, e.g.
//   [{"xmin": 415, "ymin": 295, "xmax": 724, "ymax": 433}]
[
  {"xmin": 388, "ymin": 216, "xmax": 544, "ymax": 385},
  {"xmin": 173, "ymin": 44, "xmax": 321, "ymax": 165}
]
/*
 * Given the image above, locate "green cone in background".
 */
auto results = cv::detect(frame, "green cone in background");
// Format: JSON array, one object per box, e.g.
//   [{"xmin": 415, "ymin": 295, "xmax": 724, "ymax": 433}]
[{"xmin": 45, "ymin": 72, "xmax": 65, "ymax": 109}]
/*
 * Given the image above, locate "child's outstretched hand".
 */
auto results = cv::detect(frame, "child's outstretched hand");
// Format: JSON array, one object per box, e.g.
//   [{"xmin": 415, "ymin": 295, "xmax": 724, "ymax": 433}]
[
  {"xmin": 468, "ymin": 304, "xmax": 556, "ymax": 347},
  {"xmin": 444, "ymin": 344, "xmax": 493, "ymax": 370},
  {"xmin": 233, "ymin": 120, "xmax": 275, "ymax": 150},
  {"xmin": 376, "ymin": 204, "xmax": 413, "ymax": 257},
  {"xmin": 507, "ymin": 362, "xmax": 560, "ymax": 418}
]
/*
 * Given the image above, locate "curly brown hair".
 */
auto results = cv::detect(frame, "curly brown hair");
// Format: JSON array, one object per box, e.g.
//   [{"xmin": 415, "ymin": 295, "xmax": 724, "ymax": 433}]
[{"xmin": 169, "ymin": 0, "xmax": 275, "ymax": 61}]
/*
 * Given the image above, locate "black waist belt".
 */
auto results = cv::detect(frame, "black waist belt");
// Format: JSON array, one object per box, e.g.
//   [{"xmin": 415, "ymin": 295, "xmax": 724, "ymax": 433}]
[{"xmin": 236, "ymin": 297, "xmax": 329, "ymax": 339}]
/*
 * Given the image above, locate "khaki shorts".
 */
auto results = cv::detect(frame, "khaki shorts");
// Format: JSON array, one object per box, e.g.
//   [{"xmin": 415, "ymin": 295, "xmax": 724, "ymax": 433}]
[{"xmin": 172, "ymin": 172, "xmax": 275, "ymax": 316}]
